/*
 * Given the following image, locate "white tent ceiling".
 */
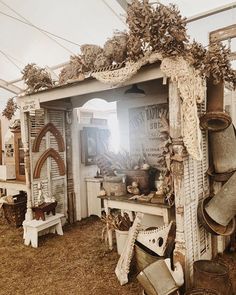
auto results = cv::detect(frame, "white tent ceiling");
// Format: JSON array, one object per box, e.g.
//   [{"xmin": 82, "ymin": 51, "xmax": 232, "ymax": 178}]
[{"xmin": 0, "ymin": 0, "xmax": 235, "ymax": 109}]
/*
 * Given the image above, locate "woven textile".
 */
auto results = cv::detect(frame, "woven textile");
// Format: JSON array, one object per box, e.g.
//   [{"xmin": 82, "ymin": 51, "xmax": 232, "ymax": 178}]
[
  {"xmin": 161, "ymin": 57, "xmax": 205, "ymax": 161},
  {"xmin": 92, "ymin": 52, "xmax": 162, "ymax": 86}
]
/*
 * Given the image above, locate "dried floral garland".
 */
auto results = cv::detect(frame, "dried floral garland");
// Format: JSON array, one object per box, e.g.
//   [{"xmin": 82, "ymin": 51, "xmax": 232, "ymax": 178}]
[
  {"xmin": 59, "ymin": 55, "xmax": 87, "ymax": 84},
  {"xmin": 2, "ymin": 97, "xmax": 18, "ymax": 120},
  {"xmin": 24, "ymin": 0, "xmax": 236, "ymax": 90},
  {"xmin": 22, "ymin": 63, "xmax": 54, "ymax": 93}
]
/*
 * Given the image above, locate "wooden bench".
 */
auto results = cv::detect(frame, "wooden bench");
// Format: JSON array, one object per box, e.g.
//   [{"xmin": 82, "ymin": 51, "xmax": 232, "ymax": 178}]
[{"xmin": 23, "ymin": 213, "xmax": 64, "ymax": 248}]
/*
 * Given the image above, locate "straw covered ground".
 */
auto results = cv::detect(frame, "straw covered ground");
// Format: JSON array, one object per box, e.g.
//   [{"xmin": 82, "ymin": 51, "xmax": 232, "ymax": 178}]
[
  {"xmin": 0, "ymin": 215, "xmax": 141, "ymax": 295},
  {"xmin": 0, "ymin": 213, "xmax": 235, "ymax": 295}
]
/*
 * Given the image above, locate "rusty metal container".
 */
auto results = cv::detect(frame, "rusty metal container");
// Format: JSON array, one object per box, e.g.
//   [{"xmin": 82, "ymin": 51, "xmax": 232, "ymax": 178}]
[
  {"xmin": 205, "ymin": 171, "xmax": 236, "ymax": 227},
  {"xmin": 197, "ymin": 197, "xmax": 235, "ymax": 236},
  {"xmin": 193, "ymin": 260, "xmax": 232, "ymax": 295},
  {"xmin": 137, "ymin": 259, "xmax": 179, "ymax": 295},
  {"xmin": 210, "ymin": 124, "xmax": 236, "ymax": 174},
  {"xmin": 134, "ymin": 242, "xmax": 162, "ymax": 272},
  {"xmin": 200, "ymin": 79, "xmax": 231, "ymax": 131},
  {"xmin": 185, "ymin": 288, "xmax": 219, "ymax": 295}
]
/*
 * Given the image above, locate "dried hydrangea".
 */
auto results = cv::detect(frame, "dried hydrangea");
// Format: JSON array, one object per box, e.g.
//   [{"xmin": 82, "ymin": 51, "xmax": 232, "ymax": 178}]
[
  {"xmin": 80, "ymin": 44, "xmax": 104, "ymax": 70},
  {"xmin": 152, "ymin": 4, "xmax": 188, "ymax": 57},
  {"xmin": 188, "ymin": 41, "xmax": 207, "ymax": 74},
  {"xmin": 59, "ymin": 55, "xmax": 88, "ymax": 84},
  {"xmin": 204, "ymin": 42, "xmax": 233, "ymax": 85},
  {"xmin": 22, "ymin": 63, "xmax": 53, "ymax": 93},
  {"xmin": 103, "ymin": 31, "xmax": 128, "ymax": 64},
  {"xmin": 94, "ymin": 52, "xmax": 111, "ymax": 69},
  {"xmin": 126, "ymin": 1, "xmax": 188, "ymax": 59}
]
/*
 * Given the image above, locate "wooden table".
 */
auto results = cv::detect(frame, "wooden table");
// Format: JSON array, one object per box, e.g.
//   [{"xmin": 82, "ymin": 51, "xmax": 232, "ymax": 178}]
[{"xmin": 98, "ymin": 194, "xmax": 174, "ymax": 250}]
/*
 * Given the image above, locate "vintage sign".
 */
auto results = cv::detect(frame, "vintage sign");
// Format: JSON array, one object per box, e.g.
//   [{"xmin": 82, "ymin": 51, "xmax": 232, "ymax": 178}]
[
  {"xmin": 129, "ymin": 103, "xmax": 168, "ymax": 168},
  {"xmin": 20, "ymin": 98, "xmax": 40, "ymax": 112}
]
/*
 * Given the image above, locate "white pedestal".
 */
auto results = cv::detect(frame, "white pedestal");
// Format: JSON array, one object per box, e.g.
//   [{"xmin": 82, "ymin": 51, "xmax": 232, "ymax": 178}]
[
  {"xmin": 23, "ymin": 213, "xmax": 64, "ymax": 248},
  {"xmin": 85, "ymin": 177, "xmax": 103, "ymax": 217}
]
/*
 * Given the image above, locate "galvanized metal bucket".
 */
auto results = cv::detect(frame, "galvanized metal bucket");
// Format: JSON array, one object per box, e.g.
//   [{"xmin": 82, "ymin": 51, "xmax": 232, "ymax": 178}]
[
  {"xmin": 193, "ymin": 260, "xmax": 232, "ymax": 295},
  {"xmin": 137, "ymin": 259, "xmax": 179, "ymax": 295},
  {"xmin": 205, "ymin": 171, "xmax": 236, "ymax": 227},
  {"xmin": 197, "ymin": 197, "xmax": 236, "ymax": 236},
  {"xmin": 200, "ymin": 79, "xmax": 231, "ymax": 131},
  {"xmin": 210, "ymin": 124, "xmax": 236, "ymax": 174}
]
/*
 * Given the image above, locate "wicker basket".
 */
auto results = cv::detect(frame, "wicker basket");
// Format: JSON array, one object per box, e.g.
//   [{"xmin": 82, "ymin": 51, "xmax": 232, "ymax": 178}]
[{"xmin": 3, "ymin": 193, "xmax": 27, "ymax": 227}]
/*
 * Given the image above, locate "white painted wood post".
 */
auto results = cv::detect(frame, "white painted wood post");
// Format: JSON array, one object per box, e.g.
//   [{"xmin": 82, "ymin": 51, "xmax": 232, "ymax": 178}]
[
  {"xmin": 71, "ymin": 109, "xmax": 81, "ymax": 221},
  {"xmin": 169, "ymin": 81, "xmax": 186, "ymax": 269},
  {"xmin": 20, "ymin": 111, "xmax": 33, "ymax": 221}
]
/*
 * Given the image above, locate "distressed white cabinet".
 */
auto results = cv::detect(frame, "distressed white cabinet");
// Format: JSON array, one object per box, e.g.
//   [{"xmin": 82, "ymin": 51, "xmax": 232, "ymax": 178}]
[{"xmin": 85, "ymin": 177, "xmax": 103, "ymax": 217}]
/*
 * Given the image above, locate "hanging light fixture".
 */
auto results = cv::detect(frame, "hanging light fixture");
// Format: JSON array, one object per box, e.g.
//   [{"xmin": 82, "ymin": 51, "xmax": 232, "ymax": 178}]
[{"xmin": 124, "ymin": 84, "xmax": 146, "ymax": 98}]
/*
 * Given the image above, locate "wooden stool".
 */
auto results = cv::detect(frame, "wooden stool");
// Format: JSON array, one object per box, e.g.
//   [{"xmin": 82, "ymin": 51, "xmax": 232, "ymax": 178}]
[{"xmin": 23, "ymin": 213, "xmax": 64, "ymax": 248}]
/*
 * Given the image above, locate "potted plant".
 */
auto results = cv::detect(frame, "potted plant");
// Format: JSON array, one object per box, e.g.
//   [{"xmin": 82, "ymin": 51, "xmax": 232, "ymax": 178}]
[
  {"xmin": 96, "ymin": 151, "xmax": 157, "ymax": 194},
  {"xmin": 101, "ymin": 212, "xmax": 132, "ymax": 255}
]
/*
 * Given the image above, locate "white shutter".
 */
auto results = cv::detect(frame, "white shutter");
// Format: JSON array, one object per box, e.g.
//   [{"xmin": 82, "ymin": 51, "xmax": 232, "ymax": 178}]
[
  {"xmin": 30, "ymin": 109, "xmax": 49, "ymax": 205},
  {"xmin": 47, "ymin": 110, "xmax": 67, "ymax": 215},
  {"xmin": 183, "ymin": 97, "xmax": 211, "ymax": 285},
  {"xmin": 29, "ymin": 108, "xmax": 67, "ymax": 216}
]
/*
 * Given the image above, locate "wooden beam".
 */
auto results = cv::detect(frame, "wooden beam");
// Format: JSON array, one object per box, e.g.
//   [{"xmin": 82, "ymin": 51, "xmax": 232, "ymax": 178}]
[
  {"xmin": 19, "ymin": 63, "xmax": 164, "ymax": 105},
  {"xmin": 210, "ymin": 24, "xmax": 236, "ymax": 42},
  {"xmin": 115, "ymin": 0, "xmax": 128, "ymax": 11},
  {"xmin": 187, "ymin": 2, "xmax": 236, "ymax": 23},
  {"xmin": 0, "ymin": 79, "xmax": 23, "ymax": 94}
]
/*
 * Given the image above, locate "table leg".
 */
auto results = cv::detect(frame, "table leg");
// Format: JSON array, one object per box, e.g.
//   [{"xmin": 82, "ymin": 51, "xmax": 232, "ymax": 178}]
[
  {"xmin": 163, "ymin": 209, "xmax": 170, "ymax": 225},
  {"xmin": 55, "ymin": 222, "xmax": 63, "ymax": 235},
  {"xmin": 30, "ymin": 229, "xmax": 38, "ymax": 248},
  {"xmin": 104, "ymin": 200, "xmax": 113, "ymax": 250}
]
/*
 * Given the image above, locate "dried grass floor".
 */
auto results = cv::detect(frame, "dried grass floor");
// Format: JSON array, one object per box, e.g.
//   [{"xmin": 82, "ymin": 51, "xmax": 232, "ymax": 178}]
[
  {"xmin": 0, "ymin": 215, "xmax": 236, "ymax": 295},
  {"xmin": 0, "ymin": 215, "xmax": 142, "ymax": 295}
]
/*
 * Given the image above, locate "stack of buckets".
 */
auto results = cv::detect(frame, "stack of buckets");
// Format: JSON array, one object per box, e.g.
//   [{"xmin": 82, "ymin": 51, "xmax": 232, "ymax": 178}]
[{"xmin": 198, "ymin": 79, "xmax": 236, "ymax": 237}]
